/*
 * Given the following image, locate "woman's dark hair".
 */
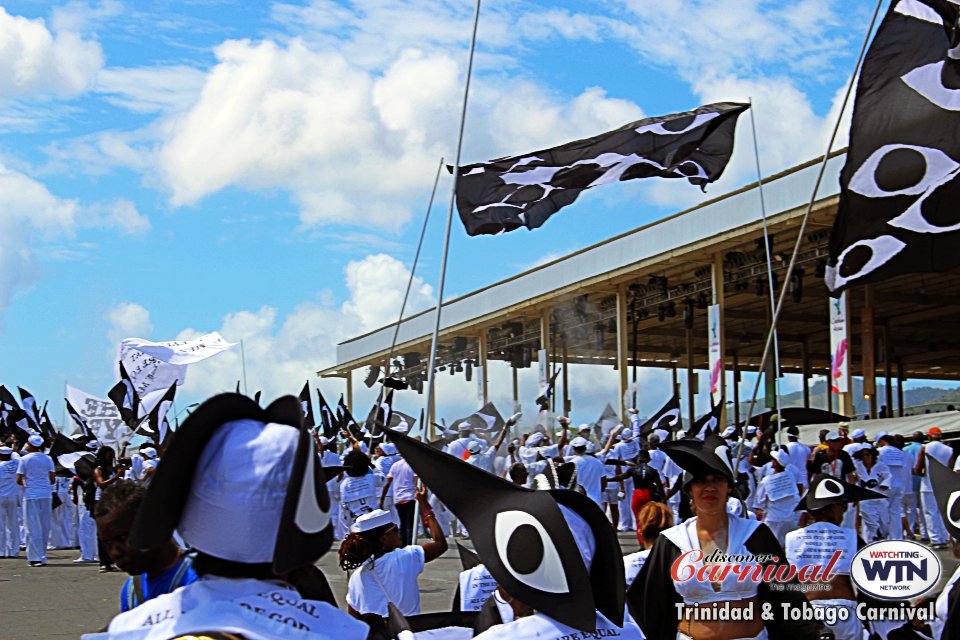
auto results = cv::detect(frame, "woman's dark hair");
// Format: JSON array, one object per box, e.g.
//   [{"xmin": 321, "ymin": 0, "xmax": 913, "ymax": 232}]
[
  {"xmin": 337, "ymin": 524, "xmax": 393, "ymax": 571},
  {"xmin": 343, "ymin": 448, "xmax": 371, "ymax": 477},
  {"xmin": 96, "ymin": 445, "xmax": 116, "ymax": 472}
]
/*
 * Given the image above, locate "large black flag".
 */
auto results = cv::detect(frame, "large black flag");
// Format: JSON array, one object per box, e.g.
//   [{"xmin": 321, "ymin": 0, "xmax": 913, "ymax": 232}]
[
  {"xmin": 638, "ymin": 394, "xmax": 682, "ymax": 437},
  {"xmin": 18, "ymin": 386, "xmax": 41, "ymax": 432},
  {"xmin": 108, "ymin": 362, "xmax": 140, "ymax": 427},
  {"xmin": 686, "ymin": 400, "xmax": 723, "ymax": 440},
  {"xmin": 49, "ymin": 433, "xmax": 97, "ymax": 481},
  {"xmin": 65, "ymin": 399, "xmax": 97, "ymax": 443},
  {"xmin": 454, "ymin": 102, "xmax": 748, "ymax": 236},
  {"xmin": 363, "ymin": 388, "xmax": 394, "ymax": 437},
  {"xmin": 826, "ymin": 0, "xmax": 960, "ymax": 294},
  {"xmin": 298, "ymin": 381, "xmax": 315, "ymax": 429},
  {"xmin": 146, "ymin": 383, "xmax": 176, "ymax": 444},
  {"xmin": 336, "ymin": 394, "xmax": 360, "ymax": 436},
  {"xmin": 535, "ymin": 368, "xmax": 561, "ymax": 413},
  {"xmin": 316, "ymin": 389, "xmax": 339, "ymax": 439}
]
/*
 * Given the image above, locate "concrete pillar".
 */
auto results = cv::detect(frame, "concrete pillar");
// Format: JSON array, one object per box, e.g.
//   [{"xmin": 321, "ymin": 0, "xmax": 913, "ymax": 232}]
[
  {"xmin": 897, "ymin": 360, "xmax": 905, "ymax": 417},
  {"xmin": 711, "ymin": 254, "xmax": 727, "ymax": 427},
  {"xmin": 346, "ymin": 371, "xmax": 353, "ymax": 415},
  {"xmin": 686, "ymin": 327, "xmax": 695, "ymax": 427},
  {"xmin": 801, "ymin": 339, "xmax": 811, "ymax": 409},
  {"xmin": 561, "ymin": 337, "xmax": 570, "ymax": 415},
  {"xmin": 616, "ymin": 284, "xmax": 629, "ymax": 416},
  {"xmin": 732, "ymin": 351, "xmax": 740, "ymax": 426},
  {"xmin": 478, "ymin": 331, "xmax": 489, "ymax": 405}
]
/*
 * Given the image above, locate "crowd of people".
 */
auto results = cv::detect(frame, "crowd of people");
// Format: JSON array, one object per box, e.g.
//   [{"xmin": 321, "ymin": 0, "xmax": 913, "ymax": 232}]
[{"xmin": 2, "ymin": 393, "xmax": 959, "ymax": 640}]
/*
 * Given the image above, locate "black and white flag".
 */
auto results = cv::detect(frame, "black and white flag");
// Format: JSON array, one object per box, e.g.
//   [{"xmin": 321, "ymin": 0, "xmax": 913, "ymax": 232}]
[
  {"xmin": 65, "ymin": 399, "xmax": 97, "ymax": 443},
  {"xmin": 146, "ymin": 383, "xmax": 176, "ymax": 444},
  {"xmin": 535, "ymin": 368, "xmax": 561, "ymax": 413},
  {"xmin": 316, "ymin": 389, "xmax": 339, "ymax": 439},
  {"xmin": 827, "ymin": 0, "xmax": 960, "ymax": 293},
  {"xmin": 454, "ymin": 401, "xmax": 505, "ymax": 435},
  {"xmin": 638, "ymin": 394, "xmax": 682, "ymax": 437},
  {"xmin": 298, "ymin": 381, "xmax": 315, "ymax": 429},
  {"xmin": 363, "ymin": 388, "xmax": 393, "ymax": 437},
  {"xmin": 49, "ymin": 433, "xmax": 97, "ymax": 481},
  {"xmin": 454, "ymin": 102, "xmax": 748, "ymax": 235},
  {"xmin": 18, "ymin": 386, "xmax": 41, "ymax": 432},
  {"xmin": 108, "ymin": 362, "xmax": 140, "ymax": 428},
  {"xmin": 336, "ymin": 394, "xmax": 360, "ymax": 436},
  {"xmin": 686, "ymin": 401, "xmax": 723, "ymax": 441}
]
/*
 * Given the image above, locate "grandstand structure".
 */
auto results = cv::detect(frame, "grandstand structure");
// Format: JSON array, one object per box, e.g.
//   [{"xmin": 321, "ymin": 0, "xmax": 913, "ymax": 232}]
[{"xmin": 319, "ymin": 150, "xmax": 960, "ymax": 431}]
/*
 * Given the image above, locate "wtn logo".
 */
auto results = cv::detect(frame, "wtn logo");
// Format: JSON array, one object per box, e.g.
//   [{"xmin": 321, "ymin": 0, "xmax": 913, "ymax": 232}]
[
  {"xmin": 860, "ymin": 558, "xmax": 927, "ymax": 582},
  {"xmin": 852, "ymin": 541, "xmax": 940, "ymax": 600}
]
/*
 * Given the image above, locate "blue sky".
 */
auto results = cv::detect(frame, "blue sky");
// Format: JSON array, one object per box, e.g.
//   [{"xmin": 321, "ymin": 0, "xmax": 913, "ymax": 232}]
[{"xmin": 2, "ymin": 0, "xmax": 926, "ymax": 429}]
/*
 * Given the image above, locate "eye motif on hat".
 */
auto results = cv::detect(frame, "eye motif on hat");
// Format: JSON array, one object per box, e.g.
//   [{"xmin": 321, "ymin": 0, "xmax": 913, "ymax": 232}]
[
  {"xmin": 714, "ymin": 444, "xmax": 734, "ymax": 476},
  {"xmin": 947, "ymin": 491, "xmax": 960, "ymax": 529},
  {"xmin": 495, "ymin": 510, "xmax": 568, "ymax": 594},
  {"xmin": 294, "ymin": 445, "xmax": 330, "ymax": 534},
  {"xmin": 815, "ymin": 478, "xmax": 845, "ymax": 499}
]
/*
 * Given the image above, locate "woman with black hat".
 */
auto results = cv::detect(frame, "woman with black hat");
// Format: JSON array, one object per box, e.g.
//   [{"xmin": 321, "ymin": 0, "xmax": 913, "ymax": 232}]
[
  {"xmin": 628, "ymin": 434, "xmax": 832, "ymax": 640},
  {"xmin": 785, "ymin": 473, "xmax": 886, "ymax": 640}
]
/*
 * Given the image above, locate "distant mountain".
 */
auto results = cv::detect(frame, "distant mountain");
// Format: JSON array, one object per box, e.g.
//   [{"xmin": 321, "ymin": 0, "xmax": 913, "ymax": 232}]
[{"xmin": 758, "ymin": 379, "xmax": 960, "ymax": 416}]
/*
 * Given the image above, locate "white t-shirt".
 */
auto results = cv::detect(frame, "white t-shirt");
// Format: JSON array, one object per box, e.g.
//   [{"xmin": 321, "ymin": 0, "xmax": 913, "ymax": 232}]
[
  {"xmin": 922, "ymin": 441, "xmax": 954, "ymax": 491},
  {"xmin": 0, "ymin": 458, "xmax": 20, "ymax": 499},
  {"xmin": 387, "ymin": 458, "xmax": 416, "ymax": 503},
  {"xmin": 473, "ymin": 610, "xmax": 643, "ymax": 640},
  {"xmin": 459, "ymin": 564, "xmax": 497, "ymax": 612},
  {"xmin": 346, "ymin": 545, "xmax": 426, "ymax": 616},
  {"xmin": 571, "ymin": 454, "xmax": 605, "ymax": 504},
  {"xmin": 16, "ymin": 452, "xmax": 54, "ymax": 500},
  {"xmin": 91, "ymin": 576, "xmax": 367, "ymax": 640},
  {"xmin": 755, "ymin": 468, "xmax": 801, "ymax": 521},
  {"xmin": 340, "ymin": 474, "xmax": 377, "ymax": 526},
  {"xmin": 446, "ymin": 436, "xmax": 486, "ymax": 460},
  {"xmin": 623, "ymin": 549, "xmax": 651, "ymax": 587},
  {"xmin": 876, "ymin": 445, "xmax": 906, "ymax": 489},
  {"xmin": 784, "ymin": 440, "xmax": 811, "ymax": 483}
]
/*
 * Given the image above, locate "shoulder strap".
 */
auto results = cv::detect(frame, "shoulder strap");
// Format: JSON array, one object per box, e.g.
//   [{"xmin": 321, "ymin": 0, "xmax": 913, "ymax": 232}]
[
  {"xmin": 170, "ymin": 553, "xmax": 194, "ymax": 588},
  {"xmin": 132, "ymin": 574, "xmax": 146, "ymax": 607}
]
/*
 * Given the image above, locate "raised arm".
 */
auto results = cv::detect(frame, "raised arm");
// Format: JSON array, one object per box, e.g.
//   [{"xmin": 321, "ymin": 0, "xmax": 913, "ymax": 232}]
[{"xmin": 416, "ymin": 484, "xmax": 448, "ymax": 562}]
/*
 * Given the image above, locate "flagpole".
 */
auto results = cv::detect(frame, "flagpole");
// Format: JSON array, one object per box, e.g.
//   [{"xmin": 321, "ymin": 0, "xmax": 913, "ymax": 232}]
[
  {"xmin": 737, "ymin": 0, "xmax": 884, "ymax": 462},
  {"xmin": 240, "ymin": 338, "xmax": 248, "ymax": 395},
  {"xmin": 414, "ymin": 0, "xmax": 482, "ymax": 545},
  {"xmin": 746, "ymin": 98, "xmax": 783, "ymax": 444}
]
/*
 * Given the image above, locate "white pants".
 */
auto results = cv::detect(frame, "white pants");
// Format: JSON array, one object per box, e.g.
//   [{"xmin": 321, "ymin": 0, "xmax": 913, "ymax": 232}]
[
  {"xmin": 904, "ymin": 489, "xmax": 925, "ymax": 537},
  {"xmin": 50, "ymin": 493, "xmax": 77, "ymax": 548},
  {"xmin": 841, "ymin": 502, "xmax": 857, "ymax": 530},
  {"xmin": 23, "ymin": 496, "xmax": 52, "ymax": 563},
  {"xmin": 860, "ymin": 501, "xmax": 883, "ymax": 542},
  {"xmin": 78, "ymin": 508, "xmax": 98, "ymax": 561},
  {"xmin": 764, "ymin": 517, "xmax": 798, "ymax": 547},
  {"xmin": 883, "ymin": 486, "xmax": 905, "ymax": 540},
  {"xmin": 808, "ymin": 599, "xmax": 862, "ymax": 640},
  {"xmin": 0, "ymin": 495, "xmax": 19, "ymax": 556},
  {"xmin": 922, "ymin": 490, "xmax": 948, "ymax": 545},
  {"xmin": 618, "ymin": 477, "xmax": 635, "ymax": 530}
]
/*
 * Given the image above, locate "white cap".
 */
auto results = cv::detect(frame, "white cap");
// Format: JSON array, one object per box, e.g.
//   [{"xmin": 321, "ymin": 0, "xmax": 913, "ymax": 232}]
[
  {"xmin": 771, "ymin": 449, "xmax": 789, "ymax": 466},
  {"xmin": 570, "ymin": 436, "xmax": 589, "ymax": 449},
  {"xmin": 826, "ymin": 431, "xmax": 843, "ymax": 441},
  {"xmin": 0, "ymin": 446, "xmax": 11, "ymax": 455},
  {"xmin": 874, "ymin": 431, "xmax": 889, "ymax": 442},
  {"xmin": 745, "ymin": 426, "xmax": 758, "ymax": 435},
  {"xmin": 467, "ymin": 441, "xmax": 483, "ymax": 455},
  {"xmin": 620, "ymin": 428, "xmax": 635, "ymax": 442},
  {"xmin": 577, "ymin": 424, "xmax": 592, "ymax": 433},
  {"xmin": 140, "ymin": 447, "xmax": 157, "ymax": 459},
  {"xmin": 318, "ymin": 436, "xmax": 331, "ymax": 445},
  {"xmin": 851, "ymin": 428, "xmax": 866, "ymax": 439},
  {"xmin": 527, "ymin": 432, "xmax": 545, "ymax": 446},
  {"xmin": 380, "ymin": 442, "xmax": 398, "ymax": 455},
  {"xmin": 351, "ymin": 508, "xmax": 395, "ymax": 533},
  {"xmin": 178, "ymin": 419, "xmax": 298, "ymax": 564},
  {"xmin": 721, "ymin": 426, "xmax": 736, "ymax": 438},
  {"xmin": 458, "ymin": 421, "xmax": 472, "ymax": 433},
  {"xmin": 27, "ymin": 435, "xmax": 43, "ymax": 448}
]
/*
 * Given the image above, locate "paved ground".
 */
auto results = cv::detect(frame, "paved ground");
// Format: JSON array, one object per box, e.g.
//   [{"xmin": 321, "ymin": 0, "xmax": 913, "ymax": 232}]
[{"xmin": 1, "ymin": 534, "xmax": 955, "ymax": 639}]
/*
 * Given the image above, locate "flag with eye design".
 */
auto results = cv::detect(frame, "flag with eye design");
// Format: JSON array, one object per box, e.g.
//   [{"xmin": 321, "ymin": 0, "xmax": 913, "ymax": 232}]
[
  {"xmin": 382, "ymin": 426, "xmax": 625, "ymax": 632},
  {"xmin": 927, "ymin": 453, "xmax": 960, "ymax": 540},
  {"xmin": 827, "ymin": 0, "xmax": 960, "ymax": 293},
  {"xmin": 454, "ymin": 102, "xmax": 748, "ymax": 236}
]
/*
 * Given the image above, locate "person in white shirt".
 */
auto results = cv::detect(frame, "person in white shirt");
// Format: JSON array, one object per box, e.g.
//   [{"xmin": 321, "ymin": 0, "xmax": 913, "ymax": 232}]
[
  {"xmin": 16, "ymin": 435, "xmax": 55, "ymax": 566},
  {"xmin": 340, "ymin": 497, "xmax": 447, "ymax": 618},
  {"xmin": 754, "ymin": 449, "xmax": 802, "ymax": 545},
  {"xmin": 568, "ymin": 437, "xmax": 604, "ymax": 506},
  {"xmin": 842, "ymin": 427, "xmax": 868, "ymax": 458},
  {"xmin": 339, "ymin": 447, "xmax": 378, "ymax": 535},
  {"xmin": 874, "ymin": 431, "xmax": 907, "ymax": 540},
  {"xmin": 315, "ymin": 435, "xmax": 343, "ymax": 538},
  {"xmin": 0, "ymin": 445, "xmax": 21, "ymax": 558},
  {"xmin": 446, "ymin": 422, "xmax": 487, "ymax": 460},
  {"xmin": 783, "ymin": 425, "xmax": 811, "ymax": 489},
  {"xmin": 915, "ymin": 426, "xmax": 954, "ymax": 547},
  {"xmin": 853, "ymin": 446, "xmax": 890, "ymax": 542},
  {"xmin": 612, "ymin": 421, "xmax": 640, "ymax": 531},
  {"xmin": 380, "ymin": 455, "xmax": 417, "ymax": 546}
]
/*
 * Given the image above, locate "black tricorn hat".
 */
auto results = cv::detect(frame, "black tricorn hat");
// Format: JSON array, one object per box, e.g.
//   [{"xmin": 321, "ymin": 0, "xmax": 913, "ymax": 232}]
[
  {"xmin": 660, "ymin": 433, "xmax": 737, "ymax": 485},
  {"xmin": 383, "ymin": 427, "xmax": 624, "ymax": 632},
  {"xmin": 928, "ymin": 454, "xmax": 960, "ymax": 541},
  {"xmin": 129, "ymin": 393, "xmax": 335, "ymax": 574},
  {"xmin": 794, "ymin": 473, "xmax": 885, "ymax": 512}
]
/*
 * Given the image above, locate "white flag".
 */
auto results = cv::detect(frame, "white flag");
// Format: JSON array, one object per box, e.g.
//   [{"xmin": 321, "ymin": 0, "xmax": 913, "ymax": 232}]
[
  {"xmin": 125, "ymin": 332, "xmax": 235, "ymax": 365},
  {"xmin": 66, "ymin": 384, "xmax": 131, "ymax": 450}
]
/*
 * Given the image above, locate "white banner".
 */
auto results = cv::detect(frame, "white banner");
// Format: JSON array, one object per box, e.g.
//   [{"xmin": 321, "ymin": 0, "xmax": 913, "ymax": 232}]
[
  {"xmin": 707, "ymin": 303, "xmax": 723, "ymax": 407},
  {"xmin": 537, "ymin": 348, "xmax": 547, "ymax": 387},
  {"xmin": 829, "ymin": 293, "xmax": 849, "ymax": 394},
  {"xmin": 119, "ymin": 332, "xmax": 235, "ymax": 399},
  {"xmin": 475, "ymin": 365, "xmax": 484, "ymax": 404},
  {"xmin": 125, "ymin": 331, "xmax": 235, "ymax": 365},
  {"xmin": 66, "ymin": 384, "xmax": 131, "ymax": 450}
]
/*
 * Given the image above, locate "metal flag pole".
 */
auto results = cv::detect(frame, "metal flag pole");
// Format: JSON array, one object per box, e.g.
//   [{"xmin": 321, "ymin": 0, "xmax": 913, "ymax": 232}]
[
  {"xmin": 737, "ymin": 0, "xmax": 885, "ymax": 463},
  {"xmin": 413, "ymin": 0, "xmax": 483, "ymax": 545},
  {"xmin": 240, "ymin": 338, "xmax": 248, "ymax": 395},
  {"xmin": 747, "ymin": 97, "xmax": 784, "ymax": 445}
]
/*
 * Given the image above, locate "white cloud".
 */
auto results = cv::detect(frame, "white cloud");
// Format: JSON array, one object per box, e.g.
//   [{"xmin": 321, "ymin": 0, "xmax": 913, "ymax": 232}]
[
  {"xmin": 84, "ymin": 199, "xmax": 151, "ymax": 235},
  {"xmin": 0, "ymin": 6, "xmax": 103, "ymax": 99},
  {"xmin": 96, "ymin": 65, "xmax": 206, "ymax": 113},
  {"xmin": 342, "ymin": 253, "xmax": 435, "ymax": 332},
  {"xmin": 105, "ymin": 302, "xmax": 153, "ymax": 345}
]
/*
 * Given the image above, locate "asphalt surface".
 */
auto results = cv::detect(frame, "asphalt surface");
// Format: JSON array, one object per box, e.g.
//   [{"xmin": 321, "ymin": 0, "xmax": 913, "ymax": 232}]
[{"xmin": 1, "ymin": 534, "xmax": 955, "ymax": 640}]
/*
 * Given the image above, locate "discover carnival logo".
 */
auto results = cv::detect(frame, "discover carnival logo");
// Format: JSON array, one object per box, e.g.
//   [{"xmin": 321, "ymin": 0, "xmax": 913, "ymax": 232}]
[{"xmin": 850, "ymin": 540, "xmax": 941, "ymax": 600}]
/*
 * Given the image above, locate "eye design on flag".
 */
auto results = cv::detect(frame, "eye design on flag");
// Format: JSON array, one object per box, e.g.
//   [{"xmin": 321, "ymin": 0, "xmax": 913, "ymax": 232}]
[
  {"xmin": 294, "ymin": 444, "xmax": 330, "ymax": 534},
  {"xmin": 635, "ymin": 112, "xmax": 720, "ymax": 136},
  {"xmin": 494, "ymin": 510, "xmax": 569, "ymax": 594},
  {"xmin": 827, "ymin": 235, "xmax": 908, "ymax": 290},
  {"xmin": 672, "ymin": 161, "xmax": 709, "ymax": 180},
  {"xmin": 849, "ymin": 144, "xmax": 959, "ymax": 198},
  {"xmin": 887, "ymin": 168, "xmax": 960, "ymax": 233},
  {"xmin": 657, "ymin": 409, "xmax": 680, "ymax": 429},
  {"xmin": 902, "ymin": 61, "xmax": 960, "ymax": 111},
  {"xmin": 947, "ymin": 491, "xmax": 960, "ymax": 528},
  {"xmin": 815, "ymin": 478, "xmax": 845, "ymax": 499}
]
